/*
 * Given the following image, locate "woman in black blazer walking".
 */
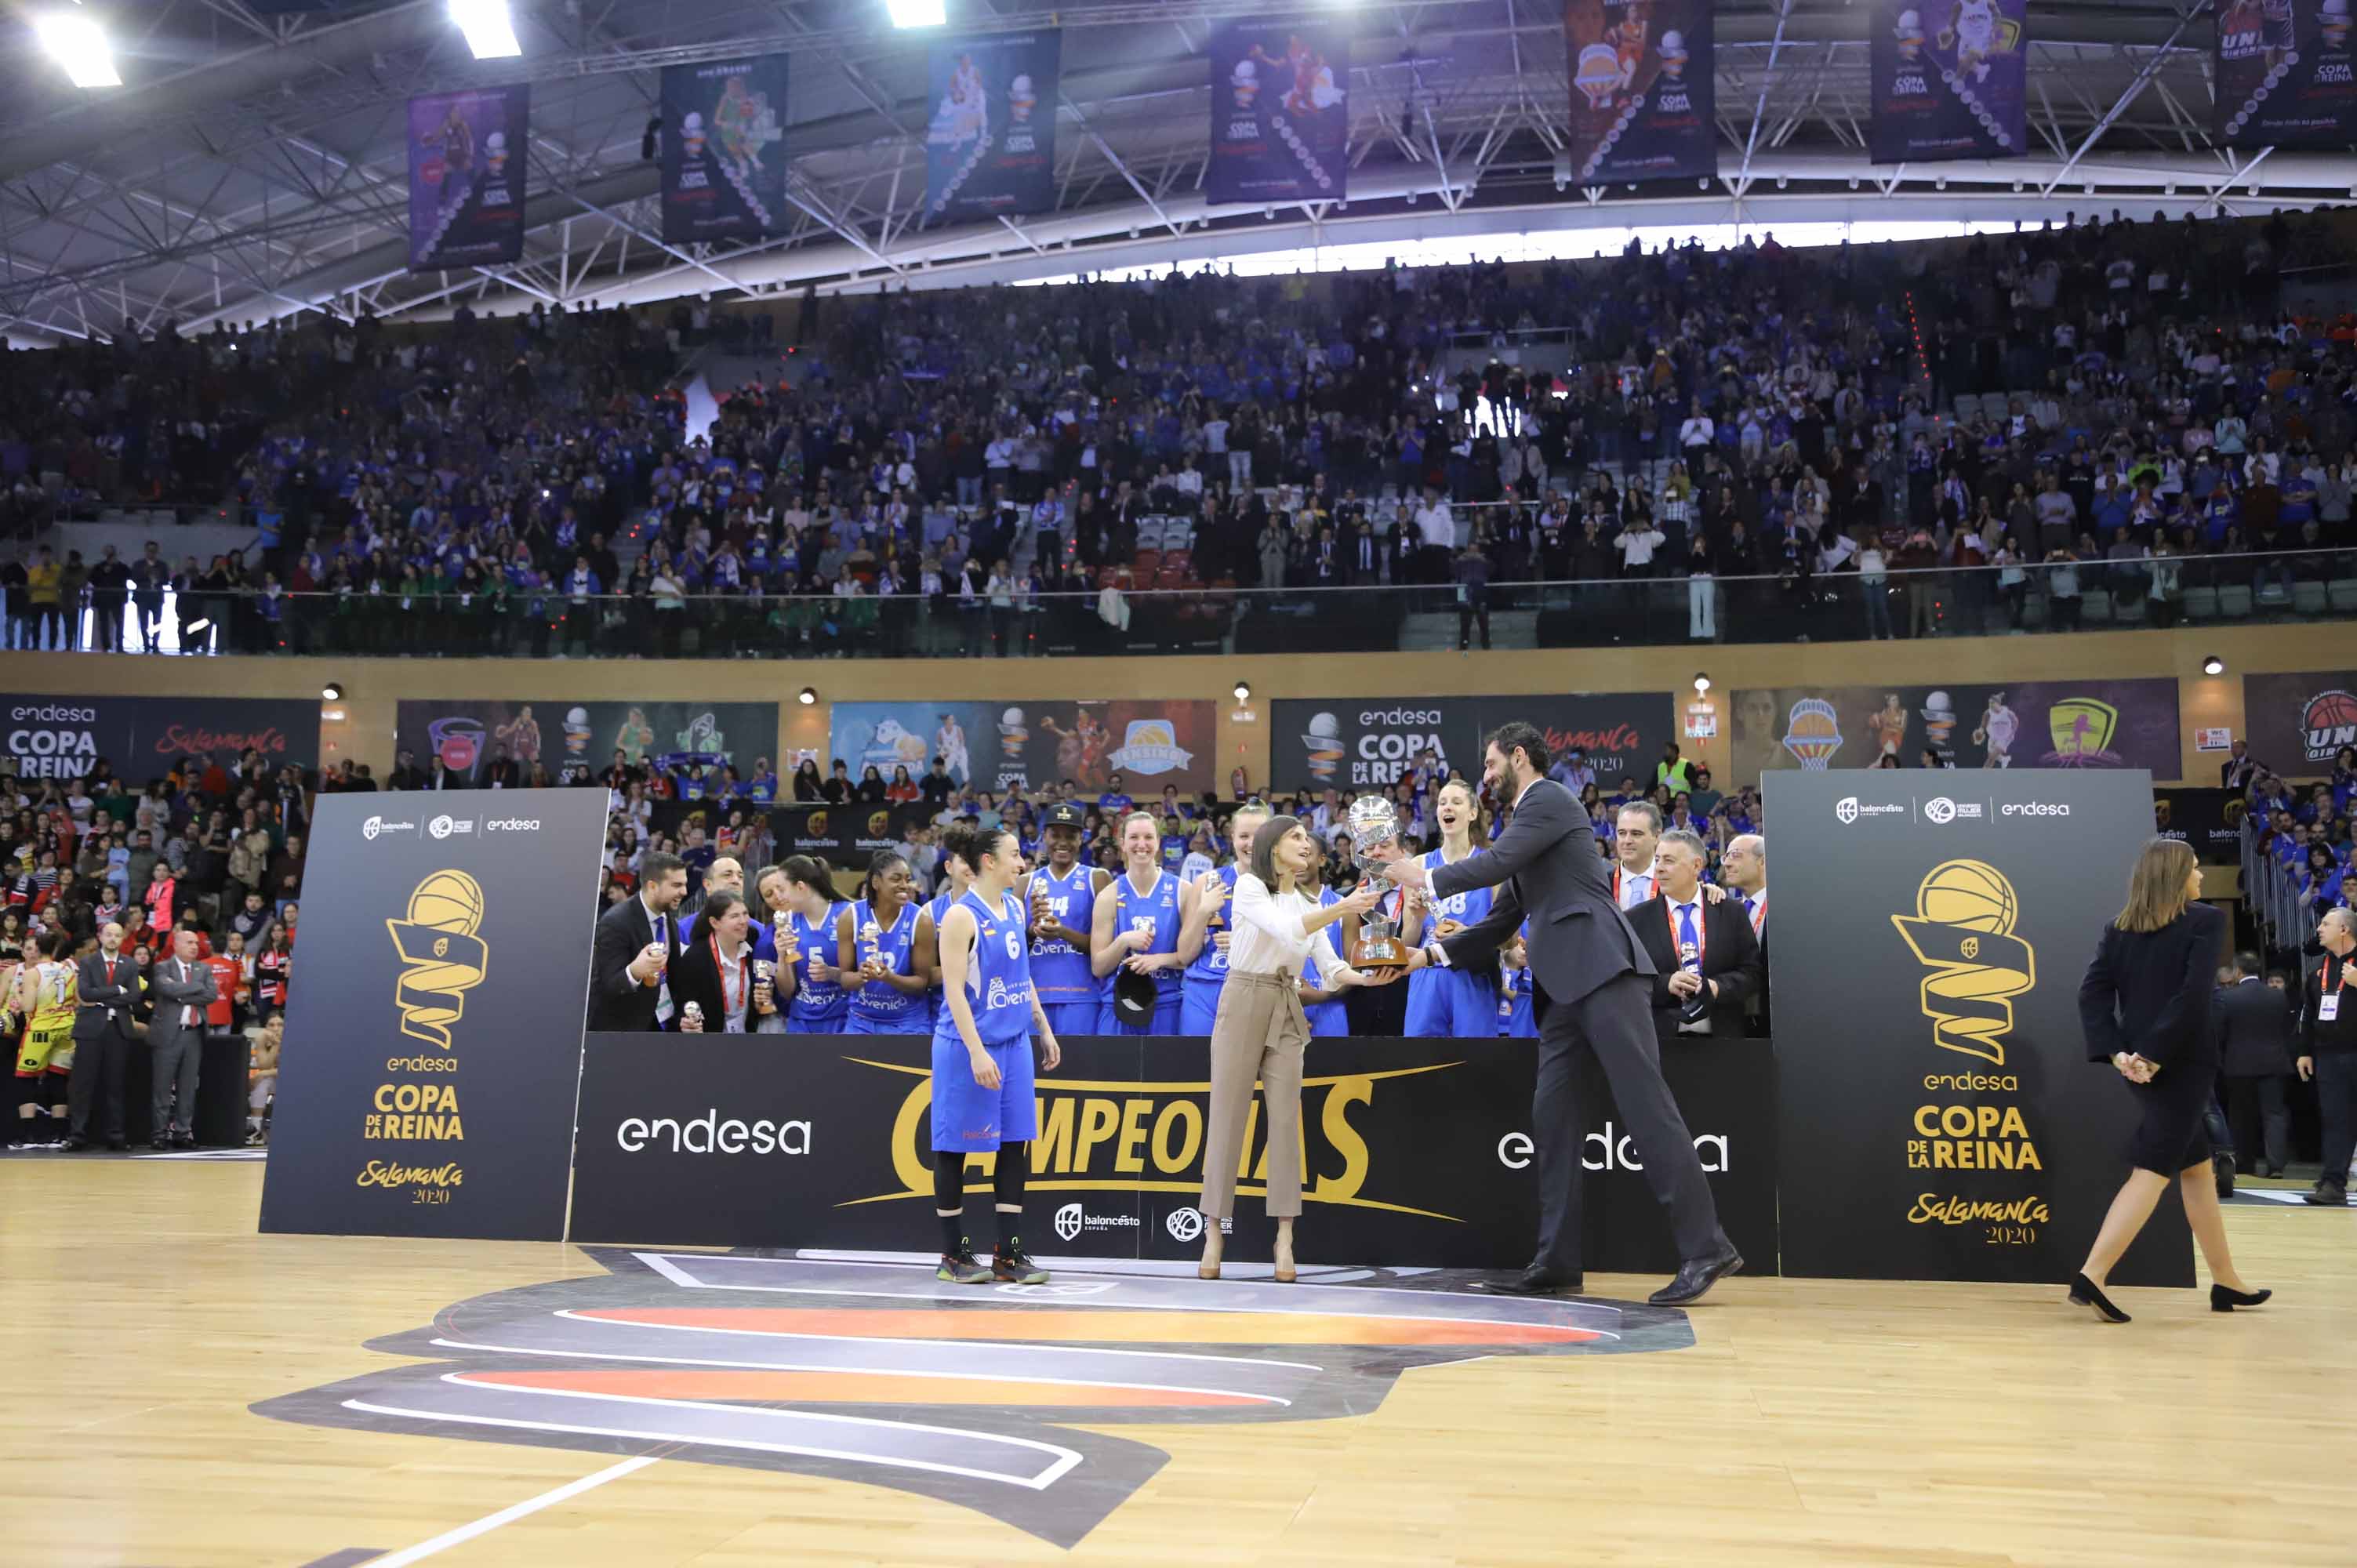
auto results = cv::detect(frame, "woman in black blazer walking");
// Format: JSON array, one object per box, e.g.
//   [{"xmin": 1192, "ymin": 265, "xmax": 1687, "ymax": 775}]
[{"xmin": 2072, "ymin": 838, "xmax": 2268, "ymax": 1323}]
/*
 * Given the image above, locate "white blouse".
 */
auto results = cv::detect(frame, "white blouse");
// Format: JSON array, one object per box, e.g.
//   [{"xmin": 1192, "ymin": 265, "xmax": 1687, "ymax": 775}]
[{"xmin": 1228, "ymin": 873, "xmax": 1350, "ymax": 989}]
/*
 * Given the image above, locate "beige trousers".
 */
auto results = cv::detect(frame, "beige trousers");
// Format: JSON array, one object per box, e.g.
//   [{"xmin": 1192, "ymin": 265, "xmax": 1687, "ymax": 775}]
[{"xmin": 1199, "ymin": 969, "xmax": 1309, "ymax": 1220}]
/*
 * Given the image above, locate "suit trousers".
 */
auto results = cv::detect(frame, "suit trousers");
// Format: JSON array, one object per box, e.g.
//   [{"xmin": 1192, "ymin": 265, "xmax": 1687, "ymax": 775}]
[
  {"xmin": 1199, "ymin": 970, "xmax": 1309, "ymax": 1221},
  {"xmin": 1531, "ymin": 972, "xmax": 1726, "ymax": 1274},
  {"xmin": 69, "ymin": 1025, "xmax": 135, "ymax": 1144},
  {"xmin": 2316, "ymin": 1053, "xmax": 2357, "ymax": 1190},
  {"xmin": 151, "ymin": 1030, "xmax": 202, "ymax": 1137},
  {"xmin": 2223, "ymin": 1073, "xmax": 2290, "ymax": 1174}
]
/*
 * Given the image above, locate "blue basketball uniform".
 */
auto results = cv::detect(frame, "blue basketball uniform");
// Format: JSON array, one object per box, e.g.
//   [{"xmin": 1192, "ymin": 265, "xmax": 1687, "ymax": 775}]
[
  {"xmin": 1099, "ymin": 866, "xmax": 1183, "ymax": 1035},
  {"xmin": 1303, "ymin": 884, "xmax": 1350, "ymax": 1037},
  {"xmin": 931, "ymin": 887, "xmax": 1038, "ymax": 1152},
  {"xmin": 1405, "ymin": 846, "xmax": 1500, "ymax": 1038},
  {"xmin": 1500, "ymin": 921, "xmax": 1537, "ymax": 1038},
  {"xmin": 1028, "ymin": 866, "xmax": 1104, "ymax": 1039},
  {"xmin": 1178, "ymin": 862, "xmax": 1240, "ymax": 1036},
  {"xmin": 785, "ymin": 903, "xmax": 848, "ymax": 1034},
  {"xmin": 845, "ymin": 898, "xmax": 927, "ymax": 1034}
]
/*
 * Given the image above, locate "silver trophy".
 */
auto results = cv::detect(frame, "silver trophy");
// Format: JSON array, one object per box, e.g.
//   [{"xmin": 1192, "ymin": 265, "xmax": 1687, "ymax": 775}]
[{"xmin": 1345, "ymin": 795, "xmax": 1411, "ymax": 970}]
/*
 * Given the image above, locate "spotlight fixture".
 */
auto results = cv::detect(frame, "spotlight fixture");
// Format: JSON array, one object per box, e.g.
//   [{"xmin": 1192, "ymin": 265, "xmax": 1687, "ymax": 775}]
[
  {"xmin": 321, "ymin": 682, "xmax": 343, "ymax": 701},
  {"xmin": 1233, "ymin": 681, "xmax": 1251, "ymax": 703},
  {"xmin": 797, "ymin": 686, "xmax": 818, "ymax": 706},
  {"xmin": 448, "ymin": 0, "xmax": 521, "ymax": 60},
  {"xmin": 2202, "ymin": 655, "xmax": 2225, "ymax": 677},
  {"xmin": 35, "ymin": 8, "xmax": 120, "ymax": 88},
  {"xmin": 1692, "ymin": 673, "xmax": 1711, "ymax": 694},
  {"xmin": 885, "ymin": 0, "xmax": 946, "ymax": 26}
]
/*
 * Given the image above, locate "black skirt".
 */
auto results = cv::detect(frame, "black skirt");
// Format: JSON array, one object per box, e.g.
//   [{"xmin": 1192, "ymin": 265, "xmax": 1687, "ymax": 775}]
[{"xmin": 2122, "ymin": 1051, "xmax": 2216, "ymax": 1175}]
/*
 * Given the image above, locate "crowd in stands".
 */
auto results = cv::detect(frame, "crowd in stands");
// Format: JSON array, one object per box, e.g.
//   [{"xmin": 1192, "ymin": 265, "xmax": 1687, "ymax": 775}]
[
  {"xmin": 5, "ymin": 208, "xmax": 2357, "ymax": 657},
  {"xmin": 2239, "ymin": 742, "xmax": 2357, "ymax": 956}
]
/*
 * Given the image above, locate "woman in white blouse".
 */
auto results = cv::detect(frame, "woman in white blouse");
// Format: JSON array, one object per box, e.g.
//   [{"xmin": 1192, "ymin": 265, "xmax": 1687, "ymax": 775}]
[{"xmin": 1194, "ymin": 815, "xmax": 1394, "ymax": 1283}]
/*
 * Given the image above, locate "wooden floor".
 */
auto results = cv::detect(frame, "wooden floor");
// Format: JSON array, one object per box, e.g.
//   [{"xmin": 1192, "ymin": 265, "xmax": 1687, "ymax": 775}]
[{"xmin": 5, "ymin": 1156, "xmax": 2354, "ymax": 1567}]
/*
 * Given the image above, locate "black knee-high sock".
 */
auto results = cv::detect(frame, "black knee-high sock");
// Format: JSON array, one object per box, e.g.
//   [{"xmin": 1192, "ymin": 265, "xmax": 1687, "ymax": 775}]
[
  {"xmin": 993, "ymin": 1141, "xmax": 1029, "ymax": 1250},
  {"xmin": 934, "ymin": 1150, "xmax": 969, "ymax": 1256}
]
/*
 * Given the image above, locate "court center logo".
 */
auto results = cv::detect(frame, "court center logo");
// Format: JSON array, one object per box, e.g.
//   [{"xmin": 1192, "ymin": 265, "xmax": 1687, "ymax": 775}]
[
  {"xmin": 1890, "ymin": 859, "xmax": 2036, "ymax": 1065},
  {"xmin": 385, "ymin": 869, "xmax": 490, "ymax": 1050}
]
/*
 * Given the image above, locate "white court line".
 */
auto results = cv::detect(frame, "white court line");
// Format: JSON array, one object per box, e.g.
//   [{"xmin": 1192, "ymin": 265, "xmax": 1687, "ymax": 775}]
[
  {"xmin": 631, "ymin": 1252, "xmax": 1622, "ymax": 1339},
  {"xmin": 550, "ymin": 1308, "xmax": 1327, "ymax": 1371},
  {"xmin": 427, "ymin": 1337, "xmax": 1291, "ymax": 1406},
  {"xmin": 358, "ymin": 1454, "xmax": 656, "ymax": 1568}
]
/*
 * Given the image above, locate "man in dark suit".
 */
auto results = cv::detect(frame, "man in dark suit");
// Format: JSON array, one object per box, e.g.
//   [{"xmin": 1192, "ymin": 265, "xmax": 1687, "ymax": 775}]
[
  {"xmin": 68, "ymin": 921, "xmax": 142, "ymax": 1150},
  {"xmin": 587, "ymin": 851, "xmax": 690, "ymax": 1032},
  {"xmin": 2215, "ymin": 949, "xmax": 2294, "ymax": 1178},
  {"xmin": 1387, "ymin": 721, "xmax": 1741, "ymax": 1305},
  {"xmin": 2219, "ymin": 738, "xmax": 2258, "ymax": 791},
  {"xmin": 147, "ymin": 927, "xmax": 218, "ymax": 1149},
  {"xmin": 1718, "ymin": 833, "xmax": 1770, "ymax": 1036},
  {"xmin": 1629, "ymin": 830, "xmax": 1762, "ymax": 1043}
]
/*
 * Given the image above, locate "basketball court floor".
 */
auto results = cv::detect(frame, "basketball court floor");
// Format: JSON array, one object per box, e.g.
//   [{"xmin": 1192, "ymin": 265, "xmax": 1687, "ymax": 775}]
[{"xmin": 5, "ymin": 1155, "xmax": 2352, "ymax": 1566}]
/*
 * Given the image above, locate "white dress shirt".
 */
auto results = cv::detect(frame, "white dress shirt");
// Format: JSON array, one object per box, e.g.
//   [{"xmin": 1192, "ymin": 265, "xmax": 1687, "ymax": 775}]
[
  {"xmin": 175, "ymin": 958, "xmax": 200, "ymax": 1025},
  {"xmin": 1229, "ymin": 873, "xmax": 1349, "ymax": 988},
  {"xmin": 1614, "ymin": 864, "xmax": 1656, "ymax": 909}
]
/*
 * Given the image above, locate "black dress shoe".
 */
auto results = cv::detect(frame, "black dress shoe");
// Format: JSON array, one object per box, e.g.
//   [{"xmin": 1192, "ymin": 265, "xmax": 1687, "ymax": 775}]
[
  {"xmin": 1650, "ymin": 1246, "xmax": 1744, "ymax": 1306},
  {"xmin": 2068, "ymin": 1272, "xmax": 2131, "ymax": 1323},
  {"xmin": 2210, "ymin": 1283, "xmax": 2271, "ymax": 1312},
  {"xmin": 151, "ymin": 1139, "xmax": 174, "ymax": 1152},
  {"xmin": 106, "ymin": 1139, "xmax": 129, "ymax": 1152},
  {"xmin": 1470, "ymin": 1266, "xmax": 1582, "ymax": 1296},
  {"xmin": 2302, "ymin": 1185, "xmax": 2348, "ymax": 1207},
  {"xmin": 62, "ymin": 1137, "xmax": 89, "ymax": 1152},
  {"xmin": 173, "ymin": 1133, "xmax": 198, "ymax": 1149}
]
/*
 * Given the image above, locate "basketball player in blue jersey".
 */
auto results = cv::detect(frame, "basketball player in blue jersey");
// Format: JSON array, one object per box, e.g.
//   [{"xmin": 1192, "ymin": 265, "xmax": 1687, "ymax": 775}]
[
  {"xmin": 918, "ymin": 830, "xmax": 977, "ymax": 1029},
  {"xmin": 1176, "ymin": 802, "xmax": 1269, "ymax": 1036},
  {"xmin": 1499, "ymin": 923, "xmax": 1538, "ymax": 1038},
  {"xmin": 768, "ymin": 855, "xmax": 848, "ymax": 1033},
  {"xmin": 1023, "ymin": 803, "xmax": 1107, "ymax": 1038},
  {"xmin": 1091, "ymin": 811, "xmax": 1197, "ymax": 1034},
  {"xmin": 1404, "ymin": 781, "xmax": 1500, "ymax": 1037},
  {"xmin": 837, "ymin": 850, "xmax": 933, "ymax": 1033},
  {"xmin": 930, "ymin": 824, "xmax": 1062, "ymax": 1284}
]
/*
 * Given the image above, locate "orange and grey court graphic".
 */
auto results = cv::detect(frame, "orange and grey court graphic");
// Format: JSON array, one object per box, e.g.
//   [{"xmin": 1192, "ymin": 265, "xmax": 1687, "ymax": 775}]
[{"xmin": 254, "ymin": 1249, "xmax": 1694, "ymax": 1546}]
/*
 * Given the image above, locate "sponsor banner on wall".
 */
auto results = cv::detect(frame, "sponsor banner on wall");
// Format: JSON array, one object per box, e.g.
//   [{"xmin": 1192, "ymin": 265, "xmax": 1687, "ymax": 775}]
[
  {"xmin": 1869, "ymin": 0, "xmax": 2028, "ymax": 163},
  {"xmin": 1767, "ymin": 768, "xmax": 2190, "ymax": 1286},
  {"xmin": 1563, "ymin": 0, "xmax": 1716, "ymax": 186},
  {"xmin": 922, "ymin": 31, "xmax": 1061, "ymax": 224},
  {"xmin": 831, "ymin": 701, "xmax": 1215, "ymax": 797},
  {"xmin": 2152, "ymin": 786, "xmax": 2246, "ymax": 866},
  {"xmin": 407, "ymin": 85, "xmax": 529, "ymax": 270},
  {"xmin": 1268, "ymin": 694, "xmax": 1672, "ymax": 793},
  {"xmin": 1206, "ymin": 20, "xmax": 1349, "ymax": 205},
  {"xmin": 571, "ymin": 1031, "xmax": 1778, "ymax": 1272},
  {"xmin": 2217, "ymin": 0, "xmax": 2357, "ymax": 151},
  {"xmin": 0, "ymin": 695, "xmax": 318, "ymax": 781},
  {"xmin": 1731, "ymin": 679, "xmax": 2182, "ymax": 781},
  {"xmin": 648, "ymin": 798, "xmax": 936, "ymax": 873},
  {"xmin": 2239, "ymin": 670, "xmax": 2357, "ymax": 773},
  {"xmin": 396, "ymin": 700, "xmax": 780, "ymax": 784},
  {"xmin": 660, "ymin": 55, "xmax": 789, "ymax": 243},
  {"xmin": 260, "ymin": 789, "xmax": 607, "ymax": 1241}
]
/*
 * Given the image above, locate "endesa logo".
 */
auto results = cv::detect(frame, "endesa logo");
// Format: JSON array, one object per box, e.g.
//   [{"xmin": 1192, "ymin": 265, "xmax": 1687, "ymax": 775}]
[
  {"xmin": 362, "ymin": 815, "xmax": 418, "ymax": 840},
  {"xmin": 1999, "ymin": 802, "xmax": 2072, "ymax": 818},
  {"xmin": 616, "ymin": 1109, "xmax": 813, "ymax": 1155},
  {"xmin": 485, "ymin": 817, "xmax": 542, "ymax": 833}
]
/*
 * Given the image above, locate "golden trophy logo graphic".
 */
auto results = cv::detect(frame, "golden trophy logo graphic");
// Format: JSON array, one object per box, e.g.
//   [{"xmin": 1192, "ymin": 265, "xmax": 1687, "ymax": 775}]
[
  {"xmin": 1890, "ymin": 859, "xmax": 2036, "ymax": 1065},
  {"xmin": 386, "ymin": 869, "xmax": 490, "ymax": 1049}
]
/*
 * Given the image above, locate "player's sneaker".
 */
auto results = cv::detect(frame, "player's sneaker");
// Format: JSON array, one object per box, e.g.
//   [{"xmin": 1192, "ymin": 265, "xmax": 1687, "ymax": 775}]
[
  {"xmin": 936, "ymin": 1247, "xmax": 992, "ymax": 1283},
  {"xmin": 993, "ymin": 1240, "xmax": 1048, "ymax": 1285}
]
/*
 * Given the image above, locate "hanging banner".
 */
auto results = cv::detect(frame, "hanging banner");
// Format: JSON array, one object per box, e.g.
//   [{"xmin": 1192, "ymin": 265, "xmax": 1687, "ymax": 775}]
[
  {"xmin": 830, "ymin": 700, "xmax": 1216, "ymax": 797},
  {"xmin": 395, "ymin": 700, "xmax": 781, "ymax": 786},
  {"xmin": 2217, "ymin": 0, "xmax": 2357, "ymax": 151},
  {"xmin": 1767, "ymin": 768, "xmax": 2192, "ymax": 1287},
  {"xmin": 1563, "ymin": 0, "xmax": 1716, "ymax": 187},
  {"xmin": 2239, "ymin": 670, "xmax": 2357, "ymax": 771},
  {"xmin": 1869, "ymin": 0, "xmax": 2028, "ymax": 162},
  {"xmin": 661, "ymin": 55, "xmax": 789, "ymax": 243},
  {"xmin": 1206, "ymin": 21, "xmax": 1349, "ymax": 205},
  {"xmin": 0, "ymin": 695, "xmax": 318, "ymax": 781},
  {"xmin": 1268, "ymin": 694, "xmax": 1676, "ymax": 794},
  {"xmin": 922, "ymin": 31, "xmax": 1062, "ymax": 224},
  {"xmin": 2152, "ymin": 786, "xmax": 2246, "ymax": 866},
  {"xmin": 407, "ymin": 85, "xmax": 529, "ymax": 271},
  {"xmin": 1731, "ymin": 680, "xmax": 2183, "ymax": 782}
]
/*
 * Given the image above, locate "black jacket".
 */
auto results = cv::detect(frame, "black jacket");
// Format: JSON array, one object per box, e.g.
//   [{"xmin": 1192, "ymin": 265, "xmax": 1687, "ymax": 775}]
[
  {"xmin": 588, "ymin": 894, "xmax": 683, "ymax": 1032},
  {"xmin": 2213, "ymin": 976, "xmax": 2296, "ymax": 1076},
  {"xmin": 2298, "ymin": 949, "xmax": 2356, "ymax": 1058},
  {"xmin": 2078, "ymin": 904, "xmax": 2228, "ymax": 1068},
  {"xmin": 1629, "ymin": 891, "xmax": 1763, "ymax": 1041},
  {"xmin": 1433, "ymin": 778, "xmax": 1654, "ymax": 1005},
  {"xmin": 667, "ymin": 933, "xmax": 768, "ymax": 1033}
]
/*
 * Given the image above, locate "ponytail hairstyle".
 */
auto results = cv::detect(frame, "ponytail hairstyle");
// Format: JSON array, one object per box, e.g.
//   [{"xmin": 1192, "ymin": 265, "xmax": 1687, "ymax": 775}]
[
  {"xmin": 937, "ymin": 823, "xmax": 982, "ymax": 881},
  {"xmin": 779, "ymin": 854, "xmax": 830, "ymax": 903}
]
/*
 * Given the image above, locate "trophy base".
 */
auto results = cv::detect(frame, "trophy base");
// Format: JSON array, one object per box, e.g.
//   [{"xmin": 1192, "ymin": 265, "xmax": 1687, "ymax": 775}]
[{"xmin": 1349, "ymin": 938, "xmax": 1413, "ymax": 971}]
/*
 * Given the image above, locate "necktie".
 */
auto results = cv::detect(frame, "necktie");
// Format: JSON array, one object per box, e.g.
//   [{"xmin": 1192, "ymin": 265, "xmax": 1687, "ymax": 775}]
[
  {"xmin": 181, "ymin": 960, "xmax": 197, "ymax": 1025},
  {"xmin": 1677, "ymin": 903, "xmax": 1699, "ymax": 956},
  {"xmin": 1741, "ymin": 895, "xmax": 1756, "ymax": 918},
  {"xmin": 652, "ymin": 914, "xmax": 674, "ymax": 1025}
]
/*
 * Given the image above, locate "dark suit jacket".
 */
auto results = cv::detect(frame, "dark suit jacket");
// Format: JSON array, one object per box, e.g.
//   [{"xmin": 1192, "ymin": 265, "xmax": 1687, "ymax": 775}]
[
  {"xmin": 1628, "ymin": 891, "xmax": 1763, "ymax": 1041},
  {"xmin": 1431, "ymin": 776, "xmax": 1653, "ymax": 1005},
  {"xmin": 73, "ymin": 951, "xmax": 141, "ymax": 1040},
  {"xmin": 1745, "ymin": 899, "xmax": 1771, "ymax": 1037},
  {"xmin": 2213, "ymin": 976, "xmax": 2295, "ymax": 1077},
  {"xmin": 148, "ymin": 955, "xmax": 217, "ymax": 1051},
  {"xmin": 588, "ymin": 894, "xmax": 681, "ymax": 1032},
  {"xmin": 2078, "ymin": 902, "xmax": 2228, "ymax": 1068},
  {"xmin": 667, "ymin": 935, "xmax": 772, "ymax": 1032}
]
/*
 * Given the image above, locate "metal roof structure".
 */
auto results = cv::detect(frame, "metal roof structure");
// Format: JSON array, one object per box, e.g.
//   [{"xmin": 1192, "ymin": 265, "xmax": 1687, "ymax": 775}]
[{"xmin": 2, "ymin": 0, "xmax": 2348, "ymax": 341}]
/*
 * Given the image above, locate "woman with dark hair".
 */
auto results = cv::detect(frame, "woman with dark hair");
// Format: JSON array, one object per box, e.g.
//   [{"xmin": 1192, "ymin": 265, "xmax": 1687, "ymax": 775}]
[
  {"xmin": 791, "ymin": 760, "xmax": 825, "ymax": 802},
  {"xmin": 838, "ymin": 850, "xmax": 932, "ymax": 1034},
  {"xmin": 885, "ymin": 764, "xmax": 921, "ymax": 804},
  {"xmin": 770, "ymin": 855, "xmax": 848, "ymax": 1033},
  {"xmin": 2072, "ymin": 837, "xmax": 2268, "ymax": 1323},
  {"xmin": 855, "ymin": 765, "xmax": 888, "ymax": 805},
  {"xmin": 1196, "ymin": 813, "xmax": 1389, "ymax": 1281},
  {"xmin": 666, "ymin": 891, "xmax": 774, "ymax": 1034}
]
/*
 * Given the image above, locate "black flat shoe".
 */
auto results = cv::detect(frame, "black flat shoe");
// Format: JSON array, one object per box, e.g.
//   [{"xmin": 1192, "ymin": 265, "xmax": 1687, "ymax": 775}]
[
  {"xmin": 1650, "ymin": 1246, "xmax": 1743, "ymax": 1306},
  {"xmin": 2210, "ymin": 1284, "xmax": 2271, "ymax": 1312},
  {"xmin": 1470, "ymin": 1267, "xmax": 1582, "ymax": 1296},
  {"xmin": 2068, "ymin": 1272, "xmax": 2130, "ymax": 1323}
]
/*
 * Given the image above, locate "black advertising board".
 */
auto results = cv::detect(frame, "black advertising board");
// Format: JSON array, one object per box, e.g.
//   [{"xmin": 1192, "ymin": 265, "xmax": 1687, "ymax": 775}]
[
  {"xmin": 259, "ymin": 789, "xmax": 608, "ymax": 1240},
  {"xmin": 569, "ymin": 1031, "xmax": 1778, "ymax": 1274},
  {"xmin": 1766, "ymin": 769, "xmax": 2192, "ymax": 1287},
  {"xmin": 648, "ymin": 799, "xmax": 937, "ymax": 873},
  {"xmin": 1269, "ymin": 693, "xmax": 1672, "ymax": 793},
  {"xmin": 0, "ymin": 693, "xmax": 318, "ymax": 781},
  {"xmin": 395, "ymin": 699, "xmax": 780, "ymax": 784},
  {"xmin": 2152, "ymin": 786, "xmax": 2244, "ymax": 866}
]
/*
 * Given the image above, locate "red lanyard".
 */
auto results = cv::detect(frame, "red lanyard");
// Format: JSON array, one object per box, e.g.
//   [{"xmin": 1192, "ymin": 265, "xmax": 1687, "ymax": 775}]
[
  {"xmin": 1746, "ymin": 891, "xmax": 1767, "ymax": 936},
  {"xmin": 1665, "ymin": 898, "xmax": 1706, "ymax": 965},
  {"xmin": 709, "ymin": 931, "xmax": 745, "ymax": 1018},
  {"xmin": 2326, "ymin": 956, "xmax": 2349, "ymax": 996}
]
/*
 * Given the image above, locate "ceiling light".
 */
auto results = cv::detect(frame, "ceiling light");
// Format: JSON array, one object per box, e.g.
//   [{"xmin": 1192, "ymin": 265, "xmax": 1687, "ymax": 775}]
[
  {"xmin": 797, "ymin": 686, "xmax": 818, "ymax": 706},
  {"xmin": 886, "ymin": 0, "xmax": 946, "ymax": 26},
  {"xmin": 1233, "ymin": 681, "xmax": 1251, "ymax": 703},
  {"xmin": 449, "ymin": 0, "xmax": 521, "ymax": 60},
  {"xmin": 2201, "ymin": 655, "xmax": 2224, "ymax": 677},
  {"xmin": 35, "ymin": 9, "xmax": 121, "ymax": 89},
  {"xmin": 321, "ymin": 682, "xmax": 343, "ymax": 701},
  {"xmin": 1692, "ymin": 673, "xmax": 1711, "ymax": 694}
]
